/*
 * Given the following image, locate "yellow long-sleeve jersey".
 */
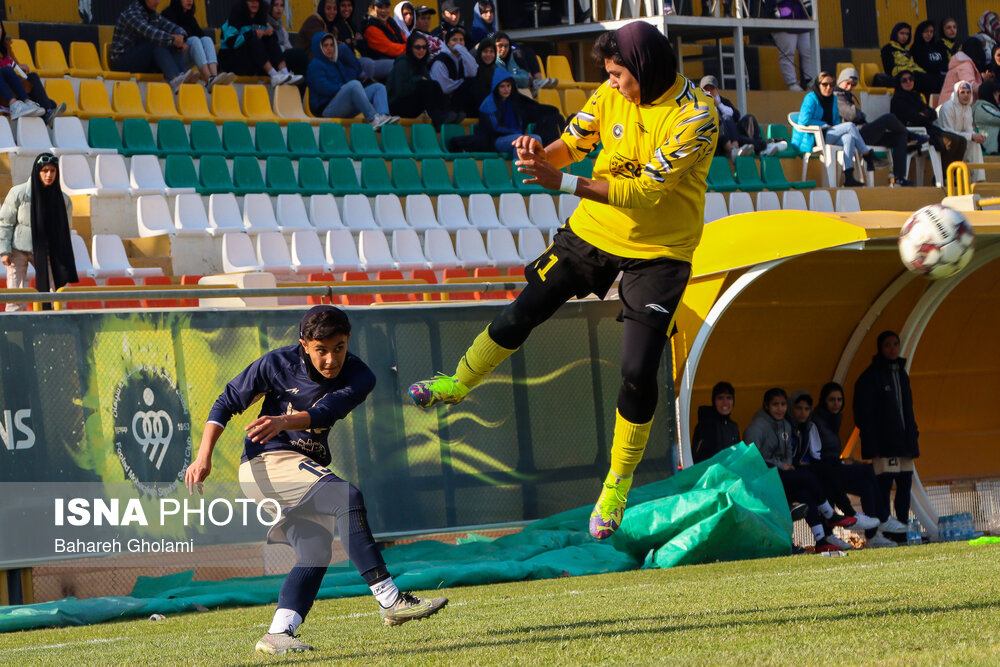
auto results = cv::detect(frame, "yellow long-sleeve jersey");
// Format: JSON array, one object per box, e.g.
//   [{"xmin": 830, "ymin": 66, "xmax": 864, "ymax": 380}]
[{"xmin": 561, "ymin": 76, "xmax": 718, "ymax": 261}]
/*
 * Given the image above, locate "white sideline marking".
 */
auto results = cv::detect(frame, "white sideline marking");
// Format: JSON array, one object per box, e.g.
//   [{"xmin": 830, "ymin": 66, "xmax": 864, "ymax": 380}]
[{"xmin": 10, "ymin": 637, "xmax": 126, "ymax": 652}]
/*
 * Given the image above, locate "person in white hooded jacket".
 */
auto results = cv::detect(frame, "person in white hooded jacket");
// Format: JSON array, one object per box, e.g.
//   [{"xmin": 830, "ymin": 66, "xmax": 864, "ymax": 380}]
[{"xmin": 937, "ymin": 80, "xmax": 986, "ymax": 181}]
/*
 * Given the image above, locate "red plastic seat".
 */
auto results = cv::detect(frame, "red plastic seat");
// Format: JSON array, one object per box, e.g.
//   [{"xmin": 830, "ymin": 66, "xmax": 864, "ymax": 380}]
[
  {"xmin": 409, "ymin": 269, "xmax": 438, "ymax": 301},
  {"xmin": 442, "ymin": 268, "xmax": 473, "ymax": 301},
  {"xmin": 473, "ymin": 267, "xmax": 504, "ymax": 300},
  {"xmin": 340, "ymin": 271, "xmax": 374, "ymax": 306},
  {"xmin": 307, "ymin": 272, "xmax": 335, "ymax": 304},
  {"xmin": 104, "ymin": 276, "xmax": 140, "ymax": 309},
  {"xmin": 141, "ymin": 275, "xmax": 178, "ymax": 308},
  {"xmin": 375, "ymin": 270, "xmax": 408, "ymax": 303},
  {"xmin": 180, "ymin": 274, "xmax": 203, "ymax": 308}
]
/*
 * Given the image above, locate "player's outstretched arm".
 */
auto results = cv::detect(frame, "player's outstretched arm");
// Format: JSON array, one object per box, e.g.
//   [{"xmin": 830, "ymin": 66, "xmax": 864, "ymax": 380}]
[
  {"xmin": 245, "ymin": 410, "xmax": 311, "ymax": 444},
  {"xmin": 185, "ymin": 422, "xmax": 225, "ymax": 495},
  {"xmin": 516, "ymin": 139, "xmax": 612, "ymax": 204}
]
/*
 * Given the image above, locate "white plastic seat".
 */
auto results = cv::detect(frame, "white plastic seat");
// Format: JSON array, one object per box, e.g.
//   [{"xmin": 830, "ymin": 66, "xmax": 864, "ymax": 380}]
[
  {"xmin": 173, "ymin": 193, "xmax": 211, "ymax": 236},
  {"xmin": 52, "ymin": 117, "xmax": 112, "ymax": 156},
  {"xmin": 91, "ymin": 234, "xmax": 162, "ymax": 279},
  {"xmin": 781, "ymin": 190, "xmax": 808, "ymax": 211},
  {"xmin": 435, "ymin": 194, "xmax": 472, "ymax": 230},
  {"xmin": 255, "ymin": 231, "xmax": 294, "ymax": 276},
  {"xmin": 207, "ymin": 193, "xmax": 246, "ymax": 237},
  {"xmin": 788, "ymin": 111, "xmax": 845, "ymax": 187},
  {"xmin": 486, "ymin": 228, "xmax": 522, "ymax": 268},
  {"xmin": 308, "ymin": 194, "xmax": 345, "ymax": 231},
  {"xmin": 391, "ymin": 229, "xmax": 428, "ymax": 271},
  {"xmin": 904, "ymin": 126, "xmax": 944, "ymax": 187},
  {"xmin": 455, "ymin": 228, "xmax": 493, "ymax": 268},
  {"xmin": 341, "ymin": 194, "xmax": 379, "ymax": 231},
  {"xmin": 557, "ymin": 193, "xmax": 580, "ymax": 226},
  {"xmin": 517, "ymin": 227, "xmax": 547, "ymax": 262},
  {"xmin": 136, "ymin": 195, "xmax": 176, "ymax": 237},
  {"xmin": 290, "ymin": 230, "xmax": 330, "ymax": 274},
  {"xmin": 93, "ymin": 154, "xmax": 133, "ymax": 197},
  {"xmin": 242, "ymin": 193, "xmax": 281, "ymax": 234},
  {"xmin": 58, "ymin": 154, "xmax": 100, "ymax": 195},
  {"xmin": 70, "ymin": 233, "xmax": 97, "ymax": 278},
  {"xmin": 727, "ymin": 192, "xmax": 755, "ymax": 215},
  {"xmin": 0, "ymin": 117, "xmax": 17, "ymax": 154},
  {"xmin": 403, "ymin": 194, "xmax": 441, "ymax": 231},
  {"xmin": 132, "ymin": 154, "xmax": 196, "ymax": 196},
  {"xmin": 808, "ymin": 190, "xmax": 835, "ymax": 213},
  {"xmin": 222, "ymin": 232, "xmax": 263, "ymax": 273},
  {"xmin": 703, "ymin": 192, "xmax": 728, "ymax": 223},
  {"xmin": 373, "ymin": 194, "xmax": 409, "ymax": 230},
  {"xmin": 324, "ymin": 229, "xmax": 363, "ymax": 272},
  {"xmin": 467, "ymin": 194, "xmax": 503, "ymax": 230},
  {"xmin": 357, "ymin": 229, "xmax": 397, "ymax": 272},
  {"xmin": 755, "ymin": 191, "xmax": 781, "ymax": 212},
  {"xmin": 422, "ymin": 228, "xmax": 461, "ymax": 270},
  {"xmin": 497, "ymin": 193, "xmax": 533, "ymax": 230},
  {"xmin": 528, "ymin": 193, "xmax": 560, "ymax": 230},
  {"xmin": 275, "ymin": 194, "xmax": 314, "ymax": 233},
  {"xmin": 835, "ymin": 188, "xmax": 861, "ymax": 213},
  {"xmin": 15, "ymin": 117, "xmax": 52, "ymax": 154}
]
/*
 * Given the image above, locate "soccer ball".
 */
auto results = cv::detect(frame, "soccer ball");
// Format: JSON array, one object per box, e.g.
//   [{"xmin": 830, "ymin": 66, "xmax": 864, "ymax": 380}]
[{"xmin": 898, "ymin": 204, "xmax": 975, "ymax": 279}]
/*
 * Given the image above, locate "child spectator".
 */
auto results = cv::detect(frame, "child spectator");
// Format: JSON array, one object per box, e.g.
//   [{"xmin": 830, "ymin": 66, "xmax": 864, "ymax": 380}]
[
  {"xmin": 430, "ymin": 26, "xmax": 480, "ymax": 119},
  {"xmin": 691, "ymin": 381, "xmax": 740, "ymax": 464},
  {"xmin": 161, "ymin": 0, "xmax": 235, "ymax": 91},
  {"xmin": 938, "ymin": 80, "xmax": 986, "ymax": 181},
  {"xmin": 387, "ymin": 32, "xmax": 453, "ymax": 126},
  {"xmin": 109, "ymin": 0, "xmax": 196, "ymax": 92},
  {"xmin": 307, "ymin": 33, "xmax": 398, "ymax": 128},
  {"xmin": 891, "ymin": 71, "xmax": 967, "ymax": 172},
  {"xmin": 362, "ymin": 0, "xmax": 407, "ymax": 77},
  {"xmin": 219, "ymin": 0, "xmax": 302, "ymax": 86},
  {"xmin": 973, "ymin": 80, "xmax": 1000, "ymax": 154},
  {"xmin": 469, "ymin": 0, "xmax": 498, "ymax": 46}
]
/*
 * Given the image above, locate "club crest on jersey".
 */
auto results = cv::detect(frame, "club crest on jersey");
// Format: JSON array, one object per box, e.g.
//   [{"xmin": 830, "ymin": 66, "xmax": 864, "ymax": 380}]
[
  {"xmin": 611, "ymin": 123, "xmax": 624, "ymax": 139},
  {"xmin": 608, "ymin": 151, "xmax": 641, "ymax": 179}
]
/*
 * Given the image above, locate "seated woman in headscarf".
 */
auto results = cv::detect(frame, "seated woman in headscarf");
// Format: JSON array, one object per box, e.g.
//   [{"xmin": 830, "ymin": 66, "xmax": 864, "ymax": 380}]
[
  {"xmin": 219, "ymin": 0, "xmax": 302, "ymax": 86},
  {"xmin": 393, "ymin": 1, "xmax": 414, "ymax": 39},
  {"xmin": 880, "ymin": 22, "xmax": 935, "ymax": 97},
  {"xmin": 937, "ymin": 80, "xmax": 986, "ymax": 181},
  {"xmin": 429, "ymin": 26, "xmax": 480, "ymax": 119},
  {"xmin": 387, "ymin": 32, "xmax": 452, "ymax": 127},
  {"xmin": 910, "ymin": 20, "xmax": 949, "ymax": 95},
  {"xmin": 973, "ymin": 80, "xmax": 1000, "ymax": 155},
  {"xmin": 469, "ymin": 0, "xmax": 498, "ymax": 47},
  {"xmin": 478, "ymin": 67, "xmax": 542, "ymax": 154},
  {"xmin": 891, "ymin": 70, "xmax": 967, "ymax": 171},
  {"xmin": 306, "ymin": 32, "xmax": 398, "ymax": 128},
  {"xmin": 940, "ymin": 37, "xmax": 987, "ymax": 104},
  {"xmin": 974, "ymin": 11, "xmax": 1000, "ymax": 65},
  {"xmin": 939, "ymin": 17, "xmax": 960, "ymax": 56}
]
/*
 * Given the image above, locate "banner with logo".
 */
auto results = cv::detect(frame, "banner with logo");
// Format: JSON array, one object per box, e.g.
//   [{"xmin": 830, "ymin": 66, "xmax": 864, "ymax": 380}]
[{"xmin": 0, "ymin": 302, "xmax": 676, "ymax": 567}]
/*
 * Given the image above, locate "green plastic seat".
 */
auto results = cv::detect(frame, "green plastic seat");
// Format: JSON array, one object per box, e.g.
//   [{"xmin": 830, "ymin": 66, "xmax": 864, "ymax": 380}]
[
  {"xmin": 360, "ymin": 157, "xmax": 394, "ymax": 195},
  {"xmin": 156, "ymin": 119, "xmax": 192, "ymax": 155},
  {"xmin": 482, "ymin": 158, "xmax": 518, "ymax": 193},
  {"xmin": 765, "ymin": 124, "xmax": 801, "ymax": 158},
  {"xmin": 568, "ymin": 157, "xmax": 594, "ymax": 178},
  {"xmin": 318, "ymin": 123, "xmax": 351, "ymax": 157},
  {"xmin": 287, "ymin": 122, "xmax": 321, "ymax": 158},
  {"xmin": 390, "ymin": 158, "xmax": 423, "ymax": 195},
  {"xmin": 440, "ymin": 123, "xmax": 494, "ymax": 159},
  {"xmin": 378, "ymin": 123, "xmax": 413, "ymax": 159},
  {"xmin": 297, "ymin": 156, "xmax": 329, "ymax": 195},
  {"xmin": 733, "ymin": 156, "xmax": 767, "ymax": 192},
  {"xmin": 760, "ymin": 155, "xmax": 815, "ymax": 190},
  {"xmin": 87, "ymin": 117, "xmax": 123, "ymax": 153},
  {"xmin": 410, "ymin": 124, "xmax": 446, "ymax": 159},
  {"xmin": 221, "ymin": 120, "xmax": 257, "ymax": 157},
  {"xmin": 265, "ymin": 156, "xmax": 299, "ymax": 194},
  {"xmin": 706, "ymin": 156, "xmax": 739, "ymax": 192},
  {"xmin": 121, "ymin": 118, "xmax": 159, "ymax": 156},
  {"xmin": 189, "ymin": 120, "xmax": 225, "ymax": 155},
  {"xmin": 197, "ymin": 155, "xmax": 235, "ymax": 194},
  {"xmin": 233, "ymin": 155, "xmax": 266, "ymax": 194},
  {"xmin": 164, "ymin": 154, "xmax": 199, "ymax": 190},
  {"xmin": 328, "ymin": 157, "xmax": 362, "ymax": 195},
  {"xmin": 512, "ymin": 163, "xmax": 547, "ymax": 194},
  {"xmin": 255, "ymin": 121, "xmax": 289, "ymax": 157},
  {"xmin": 419, "ymin": 157, "xmax": 455, "ymax": 195},
  {"xmin": 349, "ymin": 123, "xmax": 382, "ymax": 158},
  {"xmin": 451, "ymin": 158, "xmax": 487, "ymax": 194}
]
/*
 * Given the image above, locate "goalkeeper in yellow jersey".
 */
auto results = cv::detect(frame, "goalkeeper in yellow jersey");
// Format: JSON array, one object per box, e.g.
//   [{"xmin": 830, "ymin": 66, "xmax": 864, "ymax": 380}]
[{"xmin": 408, "ymin": 21, "xmax": 718, "ymax": 540}]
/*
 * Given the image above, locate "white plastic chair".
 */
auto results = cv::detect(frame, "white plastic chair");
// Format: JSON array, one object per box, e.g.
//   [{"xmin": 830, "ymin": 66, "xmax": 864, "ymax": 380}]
[
  {"xmin": 58, "ymin": 154, "xmax": 100, "ymax": 195},
  {"xmin": 835, "ymin": 188, "xmax": 861, "ymax": 213},
  {"xmin": 324, "ymin": 229, "xmax": 363, "ymax": 272},
  {"xmin": 341, "ymin": 194, "xmax": 379, "ymax": 231},
  {"xmin": 91, "ymin": 234, "xmax": 162, "ymax": 279},
  {"xmin": 93, "ymin": 153, "xmax": 134, "ymax": 197},
  {"xmin": 373, "ymin": 194, "xmax": 409, "ymax": 230},
  {"xmin": 423, "ymin": 228, "xmax": 461, "ymax": 270},
  {"xmin": 290, "ymin": 230, "xmax": 330, "ymax": 275},
  {"xmin": 70, "ymin": 233, "xmax": 97, "ymax": 278},
  {"xmin": 52, "ymin": 117, "xmax": 111, "ymax": 156},
  {"xmin": 15, "ymin": 117, "xmax": 52, "ymax": 154},
  {"xmin": 391, "ymin": 229, "xmax": 429, "ymax": 271},
  {"xmin": 788, "ymin": 111, "xmax": 845, "ymax": 187},
  {"xmin": 403, "ymin": 194, "xmax": 441, "ymax": 230},
  {"xmin": 808, "ymin": 190, "xmax": 835, "ymax": 213},
  {"xmin": 308, "ymin": 194, "xmax": 345, "ymax": 231},
  {"xmin": 528, "ymin": 194, "xmax": 560, "ymax": 230},
  {"xmin": 467, "ymin": 193, "xmax": 502, "ymax": 230},
  {"xmin": 486, "ymin": 228, "xmax": 523, "ymax": 268},
  {"xmin": 136, "ymin": 195, "xmax": 176, "ymax": 237},
  {"xmin": 455, "ymin": 228, "xmax": 493, "ymax": 268},
  {"xmin": 207, "ymin": 193, "xmax": 246, "ymax": 237},
  {"xmin": 557, "ymin": 193, "xmax": 580, "ymax": 226},
  {"xmin": 242, "ymin": 193, "xmax": 281, "ymax": 234},
  {"xmin": 0, "ymin": 117, "xmax": 18, "ymax": 154},
  {"xmin": 755, "ymin": 191, "xmax": 781, "ymax": 212},
  {"xmin": 728, "ymin": 192, "xmax": 755, "ymax": 215},
  {"xmin": 435, "ymin": 194, "xmax": 473, "ymax": 230},
  {"xmin": 904, "ymin": 127, "xmax": 944, "ymax": 187},
  {"xmin": 173, "ymin": 193, "xmax": 211, "ymax": 236},
  {"xmin": 357, "ymin": 229, "xmax": 397, "ymax": 272},
  {"xmin": 221, "ymin": 232, "xmax": 263, "ymax": 274},
  {"xmin": 497, "ymin": 193, "xmax": 533, "ymax": 230},
  {"xmin": 255, "ymin": 231, "xmax": 294, "ymax": 276},
  {"xmin": 517, "ymin": 227, "xmax": 547, "ymax": 262},
  {"xmin": 781, "ymin": 190, "xmax": 808, "ymax": 211},
  {"xmin": 703, "ymin": 192, "xmax": 729, "ymax": 223},
  {"xmin": 276, "ymin": 194, "xmax": 314, "ymax": 233}
]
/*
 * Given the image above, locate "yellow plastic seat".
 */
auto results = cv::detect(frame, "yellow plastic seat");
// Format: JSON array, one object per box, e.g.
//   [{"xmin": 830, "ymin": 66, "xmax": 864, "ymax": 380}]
[
  {"xmin": 561, "ymin": 88, "xmax": 588, "ymax": 115},
  {"xmin": 76, "ymin": 80, "xmax": 115, "ymax": 120},
  {"xmin": 9, "ymin": 39, "xmax": 36, "ymax": 71},
  {"xmin": 144, "ymin": 81, "xmax": 183, "ymax": 121},
  {"xmin": 860, "ymin": 62, "xmax": 891, "ymax": 95},
  {"xmin": 274, "ymin": 85, "xmax": 322, "ymax": 125},
  {"xmin": 242, "ymin": 84, "xmax": 280, "ymax": 124},
  {"xmin": 177, "ymin": 83, "xmax": 216, "ymax": 122},
  {"xmin": 44, "ymin": 79, "xmax": 80, "ymax": 115},
  {"xmin": 209, "ymin": 84, "xmax": 247, "ymax": 122},
  {"xmin": 535, "ymin": 88, "xmax": 562, "ymax": 114},
  {"xmin": 112, "ymin": 80, "xmax": 149, "ymax": 120},
  {"xmin": 33, "ymin": 41, "xmax": 69, "ymax": 78},
  {"xmin": 102, "ymin": 42, "xmax": 160, "ymax": 82},
  {"xmin": 546, "ymin": 55, "xmax": 600, "ymax": 91},
  {"xmin": 69, "ymin": 42, "xmax": 114, "ymax": 78},
  {"xmin": 535, "ymin": 55, "xmax": 546, "ymax": 79}
]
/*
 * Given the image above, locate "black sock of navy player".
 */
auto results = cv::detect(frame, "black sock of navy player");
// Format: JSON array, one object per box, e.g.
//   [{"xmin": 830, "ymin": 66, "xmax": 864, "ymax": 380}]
[{"xmin": 277, "ymin": 478, "xmax": 390, "ymax": 621}]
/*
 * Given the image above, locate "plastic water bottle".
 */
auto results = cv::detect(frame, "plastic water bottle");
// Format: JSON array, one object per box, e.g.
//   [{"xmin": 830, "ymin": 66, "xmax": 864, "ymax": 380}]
[{"xmin": 907, "ymin": 518, "xmax": 922, "ymax": 546}]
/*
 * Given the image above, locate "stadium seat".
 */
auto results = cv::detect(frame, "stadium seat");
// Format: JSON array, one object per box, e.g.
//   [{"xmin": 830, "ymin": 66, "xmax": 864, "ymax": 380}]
[
  {"xmin": 728, "ymin": 192, "xmax": 755, "ymax": 215},
  {"xmin": 760, "ymin": 155, "xmax": 814, "ymax": 190},
  {"xmin": 452, "ymin": 158, "xmax": 487, "ymax": 194},
  {"xmin": 733, "ymin": 156, "xmax": 766, "ymax": 192},
  {"xmin": 318, "ymin": 123, "xmax": 352, "ymax": 157},
  {"xmin": 255, "ymin": 231, "xmax": 295, "ymax": 276},
  {"xmin": 373, "ymin": 269, "xmax": 410, "ymax": 303},
  {"xmin": 44, "ymin": 79, "xmax": 80, "ymax": 116},
  {"xmin": 568, "ymin": 157, "xmax": 594, "ymax": 179},
  {"xmin": 232, "ymin": 155, "xmax": 267, "ymax": 194},
  {"xmin": 274, "ymin": 85, "xmax": 320, "ymax": 125},
  {"xmin": 755, "ymin": 191, "xmax": 781, "ymax": 212},
  {"xmin": 441, "ymin": 267, "xmax": 475, "ymax": 300},
  {"xmin": 290, "ymin": 230, "xmax": 330, "ymax": 274},
  {"xmin": 389, "ymin": 157, "xmax": 424, "ymax": 195},
  {"xmin": 112, "ymin": 81, "xmax": 149, "ymax": 120},
  {"xmin": 455, "ymin": 229, "xmax": 493, "ymax": 267},
  {"xmin": 808, "ymin": 190, "xmax": 835, "ymax": 213},
  {"xmin": 441, "ymin": 123, "xmax": 492, "ymax": 158},
  {"xmin": 483, "ymin": 158, "xmax": 519, "ymax": 193},
  {"xmin": 164, "ymin": 154, "xmax": 201, "ymax": 191},
  {"xmin": 207, "ymin": 193, "xmax": 246, "ymax": 236},
  {"xmin": 423, "ymin": 228, "xmax": 462, "ymax": 270},
  {"xmin": 287, "ymin": 122, "xmax": 322, "ymax": 158},
  {"xmin": 707, "ymin": 156, "xmax": 739, "ymax": 192},
  {"xmin": 137, "ymin": 195, "xmax": 176, "ymax": 237},
  {"xmin": 73, "ymin": 81, "xmax": 114, "ymax": 118},
  {"xmin": 264, "ymin": 155, "xmax": 300, "ymax": 195},
  {"xmin": 177, "ymin": 83, "xmax": 215, "ymax": 122},
  {"xmin": 378, "ymin": 124, "xmax": 414, "ymax": 159},
  {"xmin": 243, "ymin": 192, "xmax": 282, "ymax": 234},
  {"xmin": 9, "ymin": 39, "xmax": 35, "ymax": 70},
  {"xmin": 528, "ymin": 194, "xmax": 560, "ymax": 231},
  {"xmin": 419, "ymin": 157, "xmax": 456, "ymax": 195},
  {"xmin": 103, "ymin": 276, "xmax": 141, "ymax": 309},
  {"xmin": 141, "ymin": 275, "xmax": 179, "ymax": 308},
  {"xmin": 16, "ymin": 116, "xmax": 53, "ymax": 154},
  {"xmin": 468, "ymin": 193, "xmax": 503, "ymax": 230},
  {"xmin": 87, "ymin": 117, "xmax": 123, "ymax": 153},
  {"xmin": 788, "ymin": 111, "xmax": 844, "ymax": 187},
  {"xmin": 324, "ymin": 229, "xmax": 364, "ymax": 272},
  {"xmin": 486, "ymin": 228, "xmax": 523, "ymax": 268},
  {"xmin": 498, "ymin": 193, "xmax": 534, "ymax": 230},
  {"xmin": 275, "ymin": 193, "xmax": 313, "ymax": 231},
  {"xmin": 471, "ymin": 266, "xmax": 505, "ymax": 300},
  {"xmin": 562, "ymin": 87, "xmax": 589, "ymax": 115},
  {"xmin": 242, "ymin": 84, "xmax": 280, "ymax": 123},
  {"xmin": 512, "ymin": 164, "xmax": 546, "ymax": 194},
  {"xmin": 764, "ymin": 124, "xmax": 800, "ymax": 158},
  {"xmin": 557, "ymin": 193, "xmax": 580, "ymax": 226},
  {"xmin": 210, "ymin": 84, "xmax": 248, "ymax": 122},
  {"xmin": 52, "ymin": 116, "xmax": 109, "ymax": 156},
  {"xmin": 296, "ymin": 156, "xmax": 329, "ymax": 195},
  {"xmin": 342, "ymin": 194, "xmax": 379, "ymax": 231},
  {"xmin": 121, "ymin": 117, "xmax": 160, "ymax": 157},
  {"xmin": 198, "ymin": 154, "xmax": 237, "ymax": 194},
  {"xmin": 546, "ymin": 55, "xmax": 599, "ymax": 90},
  {"xmin": 221, "ymin": 233, "xmax": 263, "ymax": 273},
  {"xmin": 328, "ymin": 157, "xmax": 362, "ymax": 195},
  {"xmin": 145, "ymin": 82, "xmax": 183, "ymax": 121},
  {"xmin": 309, "ymin": 194, "xmax": 346, "ymax": 230},
  {"xmin": 132, "ymin": 153, "xmax": 196, "ymax": 195},
  {"xmin": 358, "ymin": 229, "xmax": 397, "ymax": 272},
  {"xmin": 156, "ymin": 118, "xmax": 193, "ymax": 155},
  {"xmin": 173, "ymin": 193, "xmax": 212, "ymax": 235},
  {"xmin": 221, "ymin": 121, "xmax": 257, "ymax": 156},
  {"xmin": 436, "ymin": 193, "xmax": 472, "ymax": 230},
  {"xmin": 177, "ymin": 274, "xmax": 203, "ymax": 308},
  {"xmin": 349, "ymin": 123, "xmax": 383, "ymax": 158},
  {"xmin": 410, "ymin": 124, "xmax": 447, "ymax": 159},
  {"xmin": 70, "ymin": 234, "xmax": 97, "ymax": 279},
  {"xmin": 91, "ymin": 234, "xmax": 162, "ymax": 279},
  {"xmin": 703, "ymin": 192, "xmax": 728, "ymax": 223},
  {"xmin": 100, "ymin": 41, "xmax": 159, "ymax": 81},
  {"xmin": 189, "ymin": 120, "xmax": 225, "ymax": 154},
  {"xmin": 93, "ymin": 154, "xmax": 133, "ymax": 197},
  {"xmin": 306, "ymin": 271, "xmax": 336, "ymax": 305},
  {"xmin": 69, "ymin": 41, "xmax": 128, "ymax": 79},
  {"xmin": 391, "ymin": 229, "xmax": 428, "ymax": 271},
  {"xmin": 360, "ymin": 157, "xmax": 394, "ymax": 195},
  {"xmin": 339, "ymin": 270, "xmax": 376, "ymax": 306},
  {"xmin": 517, "ymin": 227, "xmax": 547, "ymax": 262},
  {"xmin": 835, "ymin": 189, "xmax": 861, "ymax": 213},
  {"xmin": 0, "ymin": 118, "xmax": 16, "ymax": 155},
  {"xmin": 408, "ymin": 268, "xmax": 438, "ymax": 301},
  {"xmin": 373, "ymin": 194, "xmax": 409, "ymax": 230},
  {"xmin": 59, "ymin": 154, "xmax": 100, "ymax": 196},
  {"xmin": 536, "ymin": 88, "xmax": 562, "ymax": 112},
  {"xmin": 255, "ymin": 121, "xmax": 290, "ymax": 157},
  {"xmin": 781, "ymin": 190, "xmax": 808, "ymax": 211},
  {"xmin": 403, "ymin": 194, "xmax": 441, "ymax": 230}
]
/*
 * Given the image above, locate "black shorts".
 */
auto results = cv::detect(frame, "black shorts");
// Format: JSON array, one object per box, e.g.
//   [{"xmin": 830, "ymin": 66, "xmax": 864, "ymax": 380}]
[{"xmin": 524, "ymin": 227, "xmax": 692, "ymax": 334}]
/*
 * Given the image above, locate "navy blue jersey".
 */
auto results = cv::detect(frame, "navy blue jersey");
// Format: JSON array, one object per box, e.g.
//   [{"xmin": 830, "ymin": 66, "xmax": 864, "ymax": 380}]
[{"xmin": 207, "ymin": 344, "xmax": 376, "ymax": 466}]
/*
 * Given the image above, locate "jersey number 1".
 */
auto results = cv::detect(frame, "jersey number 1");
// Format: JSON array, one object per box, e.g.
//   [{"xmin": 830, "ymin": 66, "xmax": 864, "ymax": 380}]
[{"xmin": 537, "ymin": 253, "xmax": 558, "ymax": 282}]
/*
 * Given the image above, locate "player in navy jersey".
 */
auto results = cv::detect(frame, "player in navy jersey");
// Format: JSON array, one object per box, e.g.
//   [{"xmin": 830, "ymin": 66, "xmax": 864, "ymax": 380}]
[{"xmin": 185, "ymin": 305, "xmax": 447, "ymax": 655}]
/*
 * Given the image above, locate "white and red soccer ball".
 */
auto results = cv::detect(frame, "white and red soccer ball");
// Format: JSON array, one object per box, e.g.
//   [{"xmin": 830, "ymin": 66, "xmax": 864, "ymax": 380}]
[{"xmin": 898, "ymin": 204, "xmax": 975, "ymax": 279}]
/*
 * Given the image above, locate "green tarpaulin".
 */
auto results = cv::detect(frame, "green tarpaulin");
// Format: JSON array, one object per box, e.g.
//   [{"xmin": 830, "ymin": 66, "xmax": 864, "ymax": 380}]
[{"xmin": 0, "ymin": 443, "xmax": 790, "ymax": 633}]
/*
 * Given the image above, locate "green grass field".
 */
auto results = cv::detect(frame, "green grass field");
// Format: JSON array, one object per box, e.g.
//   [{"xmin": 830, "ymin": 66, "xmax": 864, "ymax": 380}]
[{"xmin": 3, "ymin": 542, "xmax": 999, "ymax": 665}]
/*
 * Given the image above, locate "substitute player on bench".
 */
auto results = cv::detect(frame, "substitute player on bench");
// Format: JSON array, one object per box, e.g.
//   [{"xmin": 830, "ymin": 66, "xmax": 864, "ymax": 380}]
[
  {"xmin": 186, "ymin": 305, "xmax": 447, "ymax": 655},
  {"xmin": 408, "ymin": 22, "xmax": 718, "ymax": 540}
]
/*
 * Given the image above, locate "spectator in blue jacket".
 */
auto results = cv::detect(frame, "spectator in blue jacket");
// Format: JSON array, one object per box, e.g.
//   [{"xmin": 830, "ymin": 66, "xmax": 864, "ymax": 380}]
[
  {"xmin": 469, "ymin": 0, "xmax": 498, "ymax": 46},
  {"xmin": 109, "ymin": 0, "xmax": 194, "ymax": 92},
  {"xmin": 307, "ymin": 32, "xmax": 399, "ymax": 128},
  {"xmin": 478, "ymin": 67, "xmax": 541, "ymax": 154}
]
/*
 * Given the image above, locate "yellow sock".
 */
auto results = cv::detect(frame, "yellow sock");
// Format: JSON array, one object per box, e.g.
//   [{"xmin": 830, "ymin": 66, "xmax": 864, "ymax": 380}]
[
  {"xmin": 609, "ymin": 410, "xmax": 653, "ymax": 479},
  {"xmin": 454, "ymin": 328, "xmax": 517, "ymax": 389}
]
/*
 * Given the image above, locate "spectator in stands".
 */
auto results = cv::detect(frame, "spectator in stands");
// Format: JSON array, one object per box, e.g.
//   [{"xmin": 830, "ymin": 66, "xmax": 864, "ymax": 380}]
[
  {"xmin": 699, "ymin": 75, "xmax": 785, "ymax": 160},
  {"xmin": 940, "ymin": 17, "xmax": 960, "ymax": 56},
  {"xmin": 744, "ymin": 388, "xmax": 853, "ymax": 553},
  {"xmin": 691, "ymin": 381, "xmax": 740, "ymax": 464},
  {"xmin": 270, "ymin": 0, "xmax": 310, "ymax": 74},
  {"xmin": 110, "ymin": 0, "xmax": 195, "ymax": 93},
  {"xmin": 910, "ymin": 20, "xmax": 949, "ymax": 95},
  {"xmin": 792, "ymin": 72, "xmax": 882, "ymax": 188},
  {"xmin": 361, "ymin": 0, "xmax": 407, "ymax": 79},
  {"xmin": 891, "ymin": 71, "xmax": 967, "ymax": 172},
  {"xmin": 307, "ymin": 32, "xmax": 398, "ymax": 129},
  {"xmin": 811, "ymin": 382, "xmax": 905, "ymax": 547},
  {"xmin": 219, "ymin": 0, "xmax": 303, "ymax": 87},
  {"xmin": 493, "ymin": 32, "xmax": 553, "ymax": 94},
  {"xmin": 477, "ymin": 68, "xmax": 546, "ymax": 155},
  {"xmin": 940, "ymin": 38, "xmax": 987, "ymax": 104},
  {"xmin": 430, "ymin": 26, "xmax": 480, "ymax": 119},
  {"xmin": 475, "ymin": 37, "xmax": 499, "ymax": 94},
  {"xmin": 987, "ymin": 45, "xmax": 1000, "ymax": 83},
  {"xmin": 295, "ymin": 0, "xmax": 337, "ymax": 54},
  {"xmin": 411, "ymin": 5, "xmax": 445, "ymax": 57},
  {"xmin": 974, "ymin": 11, "xmax": 1000, "ymax": 65},
  {"xmin": 334, "ymin": 0, "xmax": 362, "ymax": 53},
  {"xmin": 0, "ymin": 154, "xmax": 76, "ymax": 312},
  {"xmin": 0, "ymin": 22, "xmax": 65, "ymax": 126},
  {"xmin": 469, "ymin": 0, "xmax": 498, "ymax": 46},
  {"xmin": 394, "ymin": 1, "xmax": 415, "ymax": 39},
  {"xmin": 387, "ymin": 32, "xmax": 452, "ymax": 126},
  {"xmin": 853, "ymin": 331, "xmax": 921, "ymax": 537},
  {"xmin": 835, "ymin": 67, "xmax": 919, "ymax": 187},
  {"xmin": 972, "ymin": 80, "xmax": 1000, "ymax": 155},
  {"xmin": 162, "ymin": 0, "xmax": 235, "ymax": 91},
  {"xmin": 769, "ymin": 0, "xmax": 815, "ymax": 92},
  {"xmin": 431, "ymin": 0, "xmax": 465, "ymax": 41},
  {"xmin": 938, "ymin": 80, "xmax": 986, "ymax": 181},
  {"xmin": 881, "ymin": 22, "xmax": 937, "ymax": 97}
]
